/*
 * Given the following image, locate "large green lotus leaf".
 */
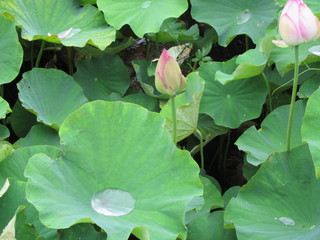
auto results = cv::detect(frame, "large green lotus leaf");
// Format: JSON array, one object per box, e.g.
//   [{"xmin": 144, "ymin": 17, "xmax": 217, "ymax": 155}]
[
  {"xmin": 236, "ymin": 100, "xmax": 306, "ymax": 166},
  {"xmin": 0, "ymin": 97, "xmax": 11, "ymax": 119},
  {"xmin": 24, "ymin": 101, "xmax": 203, "ymax": 240},
  {"xmin": 14, "ymin": 125, "xmax": 60, "ymax": 148},
  {"xmin": 302, "ymin": 87, "xmax": 320, "ymax": 177},
  {"xmin": 187, "ymin": 211, "xmax": 236, "ymax": 240},
  {"xmin": 0, "ymin": 14, "xmax": 22, "ymax": 84},
  {"xmin": 0, "ymin": 146, "xmax": 61, "ymax": 239},
  {"xmin": 270, "ymin": 39, "xmax": 320, "ymax": 76},
  {"xmin": 97, "ymin": 0, "xmax": 188, "ymax": 37},
  {"xmin": 0, "ymin": 0, "xmax": 116, "ymax": 50},
  {"xmin": 198, "ymin": 62, "xmax": 267, "ymax": 128},
  {"xmin": 73, "ymin": 55, "xmax": 130, "ymax": 101},
  {"xmin": 190, "ymin": 0, "xmax": 278, "ymax": 46},
  {"xmin": 7, "ymin": 100, "xmax": 38, "ymax": 138},
  {"xmin": 160, "ymin": 72, "xmax": 205, "ymax": 142},
  {"xmin": 18, "ymin": 68, "xmax": 88, "ymax": 130},
  {"xmin": 225, "ymin": 144, "xmax": 320, "ymax": 240}
]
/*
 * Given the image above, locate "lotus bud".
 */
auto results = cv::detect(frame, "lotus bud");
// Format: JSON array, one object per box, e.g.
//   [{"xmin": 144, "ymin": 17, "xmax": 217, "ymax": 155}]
[
  {"xmin": 278, "ymin": 0, "xmax": 320, "ymax": 46},
  {"xmin": 155, "ymin": 49, "xmax": 186, "ymax": 96}
]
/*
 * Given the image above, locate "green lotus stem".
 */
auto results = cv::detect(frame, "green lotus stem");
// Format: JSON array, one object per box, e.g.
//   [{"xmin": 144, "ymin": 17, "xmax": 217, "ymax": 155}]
[
  {"xmin": 286, "ymin": 45, "xmax": 299, "ymax": 151},
  {"xmin": 35, "ymin": 41, "xmax": 45, "ymax": 68},
  {"xmin": 170, "ymin": 95, "xmax": 177, "ymax": 145},
  {"xmin": 67, "ymin": 47, "xmax": 73, "ymax": 75},
  {"xmin": 196, "ymin": 129, "xmax": 205, "ymax": 170},
  {"xmin": 30, "ymin": 41, "xmax": 34, "ymax": 67},
  {"xmin": 262, "ymin": 72, "xmax": 273, "ymax": 113}
]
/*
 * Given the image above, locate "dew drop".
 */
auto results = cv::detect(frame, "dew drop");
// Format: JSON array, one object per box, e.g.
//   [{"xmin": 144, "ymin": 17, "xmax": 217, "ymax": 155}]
[
  {"xmin": 141, "ymin": 1, "xmax": 151, "ymax": 9},
  {"xmin": 278, "ymin": 216, "xmax": 295, "ymax": 226},
  {"xmin": 91, "ymin": 188, "xmax": 135, "ymax": 216},
  {"xmin": 236, "ymin": 10, "xmax": 251, "ymax": 25}
]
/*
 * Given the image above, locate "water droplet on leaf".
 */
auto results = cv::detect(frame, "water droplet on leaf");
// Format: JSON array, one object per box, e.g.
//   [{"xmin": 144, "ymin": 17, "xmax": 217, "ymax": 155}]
[
  {"xmin": 141, "ymin": 1, "xmax": 151, "ymax": 9},
  {"xmin": 278, "ymin": 216, "xmax": 295, "ymax": 226},
  {"xmin": 91, "ymin": 188, "xmax": 135, "ymax": 216},
  {"xmin": 236, "ymin": 10, "xmax": 251, "ymax": 24}
]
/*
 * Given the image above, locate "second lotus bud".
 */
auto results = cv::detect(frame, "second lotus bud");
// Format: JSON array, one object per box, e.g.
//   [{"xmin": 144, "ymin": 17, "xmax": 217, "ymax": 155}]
[{"xmin": 155, "ymin": 49, "xmax": 186, "ymax": 96}]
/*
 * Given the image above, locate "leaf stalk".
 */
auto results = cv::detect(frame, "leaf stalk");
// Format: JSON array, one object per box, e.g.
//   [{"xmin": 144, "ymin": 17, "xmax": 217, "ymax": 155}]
[
  {"xmin": 286, "ymin": 45, "xmax": 299, "ymax": 151},
  {"xmin": 170, "ymin": 95, "xmax": 177, "ymax": 145}
]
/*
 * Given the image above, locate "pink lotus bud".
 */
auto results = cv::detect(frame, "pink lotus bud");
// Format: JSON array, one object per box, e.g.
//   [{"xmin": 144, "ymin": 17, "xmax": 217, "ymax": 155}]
[
  {"xmin": 279, "ymin": 0, "xmax": 320, "ymax": 46},
  {"xmin": 155, "ymin": 49, "xmax": 186, "ymax": 96}
]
